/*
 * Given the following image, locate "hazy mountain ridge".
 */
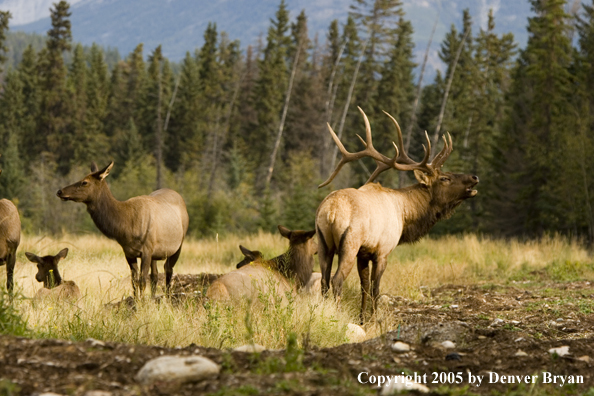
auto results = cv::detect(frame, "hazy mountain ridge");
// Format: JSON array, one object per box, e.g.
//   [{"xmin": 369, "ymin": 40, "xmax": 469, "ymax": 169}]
[{"xmin": 3, "ymin": 0, "xmax": 532, "ymax": 74}]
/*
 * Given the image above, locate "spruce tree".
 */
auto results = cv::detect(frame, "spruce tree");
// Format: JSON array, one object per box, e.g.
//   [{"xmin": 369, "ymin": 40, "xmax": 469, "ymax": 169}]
[{"xmin": 0, "ymin": 10, "xmax": 11, "ymax": 73}]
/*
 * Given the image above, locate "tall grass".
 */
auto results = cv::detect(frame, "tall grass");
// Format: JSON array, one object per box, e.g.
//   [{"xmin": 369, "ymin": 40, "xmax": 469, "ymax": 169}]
[{"xmin": 0, "ymin": 233, "xmax": 592, "ymax": 349}]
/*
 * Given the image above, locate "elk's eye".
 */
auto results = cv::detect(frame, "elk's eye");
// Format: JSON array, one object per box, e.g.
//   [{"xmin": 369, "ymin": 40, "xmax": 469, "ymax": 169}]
[
  {"xmin": 440, "ymin": 177, "xmax": 450, "ymax": 182},
  {"xmin": 81, "ymin": 180, "xmax": 89, "ymax": 186}
]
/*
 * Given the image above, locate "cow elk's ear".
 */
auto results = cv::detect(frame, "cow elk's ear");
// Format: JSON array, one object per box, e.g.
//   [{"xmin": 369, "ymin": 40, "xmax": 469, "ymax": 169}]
[
  {"xmin": 278, "ymin": 225, "xmax": 292, "ymax": 240},
  {"xmin": 57, "ymin": 248, "xmax": 69, "ymax": 260},
  {"xmin": 302, "ymin": 229, "xmax": 316, "ymax": 241},
  {"xmin": 239, "ymin": 245, "xmax": 260, "ymax": 261},
  {"xmin": 94, "ymin": 161, "xmax": 114, "ymax": 180},
  {"xmin": 90, "ymin": 162, "xmax": 98, "ymax": 172},
  {"xmin": 25, "ymin": 252, "xmax": 40, "ymax": 264},
  {"xmin": 414, "ymin": 170, "xmax": 431, "ymax": 187}
]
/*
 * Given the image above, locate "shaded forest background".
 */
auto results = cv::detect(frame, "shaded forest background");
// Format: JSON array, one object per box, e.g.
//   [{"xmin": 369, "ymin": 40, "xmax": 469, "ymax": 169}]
[{"xmin": 0, "ymin": 0, "xmax": 592, "ymax": 241}]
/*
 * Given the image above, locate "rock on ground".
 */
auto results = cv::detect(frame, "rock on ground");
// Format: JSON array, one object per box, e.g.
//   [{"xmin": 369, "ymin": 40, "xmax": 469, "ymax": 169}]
[{"xmin": 136, "ymin": 355, "xmax": 220, "ymax": 385}]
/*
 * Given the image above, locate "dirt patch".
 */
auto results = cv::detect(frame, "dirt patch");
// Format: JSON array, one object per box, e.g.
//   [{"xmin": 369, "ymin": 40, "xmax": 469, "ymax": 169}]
[{"xmin": 1, "ymin": 281, "xmax": 593, "ymax": 395}]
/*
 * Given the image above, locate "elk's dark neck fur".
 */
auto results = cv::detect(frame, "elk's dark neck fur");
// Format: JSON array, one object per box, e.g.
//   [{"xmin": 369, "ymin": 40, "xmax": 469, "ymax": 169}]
[
  {"xmin": 398, "ymin": 184, "xmax": 460, "ymax": 244},
  {"xmin": 44, "ymin": 271, "xmax": 62, "ymax": 289},
  {"xmin": 85, "ymin": 183, "xmax": 128, "ymax": 241},
  {"xmin": 269, "ymin": 246, "xmax": 313, "ymax": 289}
]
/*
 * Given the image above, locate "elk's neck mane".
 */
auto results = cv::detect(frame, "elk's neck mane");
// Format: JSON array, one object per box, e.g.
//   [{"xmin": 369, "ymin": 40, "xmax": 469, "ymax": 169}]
[
  {"xmin": 269, "ymin": 246, "xmax": 313, "ymax": 289},
  {"xmin": 398, "ymin": 184, "xmax": 460, "ymax": 244},
  {"xmin": 85, "ymin": 183, "xmax": 130, "ymax": 241}
]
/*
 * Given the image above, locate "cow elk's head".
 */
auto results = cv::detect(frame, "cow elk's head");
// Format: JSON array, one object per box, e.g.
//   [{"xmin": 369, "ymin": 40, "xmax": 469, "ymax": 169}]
[
  {"xmin": 57, "ymin": 162, "xmax": 114, "ymax": 203},
  {"xmin": 26, "ymin": 248, "xmax": 69, "ymax": 289},
  {"xmin": 319, "ymin": 107, "xmax": 478, "ymax": 206}
]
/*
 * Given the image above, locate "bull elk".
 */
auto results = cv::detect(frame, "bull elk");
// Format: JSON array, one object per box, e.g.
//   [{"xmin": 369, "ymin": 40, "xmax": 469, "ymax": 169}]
[
  {"xmin": 0, "ymin": 166, "xmax": 21, "ymax": 292},
  {"xmin": 316, "ymin": 108, "xmax": 479, "ymax": 321},
  {"xmin": 26, "ymin": 248, "xmax": 81, "ymax": 300},
  {"xmin": 57, "ymin": 162, "xmax": 189, "ymax": 297},
  {"xmin": 206, "ymin": 226, "xmax": 318, "ymax": 300}
]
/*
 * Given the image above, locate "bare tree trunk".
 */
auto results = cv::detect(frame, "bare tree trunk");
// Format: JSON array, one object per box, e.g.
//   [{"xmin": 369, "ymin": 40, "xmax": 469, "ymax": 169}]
[
  {"xmin": 163, "ymin": 75, "xmax": 180, "ymax": 133},
  {"xmin": 207, "ymin": 75, "xmax": 243, "ymax": 198},
  {"xmin": 431, "ymin": 28, "xmax": 471, "ymax": 149},
  {"xmin": 399, "ymin": 15, "xmax": 439, "ymax": 188},
  {"xmin": 265, "ymin": 38, "xmax": 303, "ymax": 186},
  {"xmin": 405, "ymin": 15, "xmax": 438, "ymax": 152},
  {"xmin": 321, "ymin": 43, "xmax": 346, "ymax": 176},
  {"xmin": 155, "ymin": 68, "xmax": 164, "ymax": 190},
  {"xmin": 329, "ymin": 39, "xmax": 369, "ymax": 173}
]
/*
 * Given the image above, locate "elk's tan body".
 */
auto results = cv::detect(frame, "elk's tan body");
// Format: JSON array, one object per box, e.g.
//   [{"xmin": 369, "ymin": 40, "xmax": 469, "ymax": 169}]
[
  {"xmin": 57, "ymin": 162, "xmax": 189, "ymax": 297},
  {"xmin": 317, "ymin": 108, "xmax": 478, "ymax": 320},
  {"xmin": 207, "ymin": 226, "xmax": 317, "ymax": 301},
  {"xmin": 0, "ymin": 168, "xmax": 21, "ymax": 291}
]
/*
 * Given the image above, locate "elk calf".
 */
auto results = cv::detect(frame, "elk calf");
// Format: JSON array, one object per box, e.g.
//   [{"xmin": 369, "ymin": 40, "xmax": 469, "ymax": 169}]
[
  {"xmin": 57, "ymin": 162, "xmax": 189, "ymax": 297},
  {"xmin": 0, "ymin": 168, "xmax": 21, "ymax": 292},
  {"xmin": 26, "ymin": 248, "xmax": 81, "ymax": 300},
  {"xmin": 317, "ymin": 108, "xmax": 479, "ymax": 321},
  {"xmin": 207, "ymin": 226, "xmax": 317, "ymax": 301}
]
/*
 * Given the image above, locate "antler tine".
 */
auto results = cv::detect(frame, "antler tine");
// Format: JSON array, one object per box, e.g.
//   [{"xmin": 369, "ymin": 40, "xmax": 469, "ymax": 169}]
[{"xmin": 430, "ymin": 132, "xmax": 454, "ymax": 169}]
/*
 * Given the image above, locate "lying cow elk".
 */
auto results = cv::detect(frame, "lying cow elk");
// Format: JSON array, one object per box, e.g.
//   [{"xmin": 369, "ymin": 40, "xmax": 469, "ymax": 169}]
[
  {"xmin": 316, "ymin": 108, "xmax": 479, "ymax": 321},
  {"xmin": 57, "ymin": 162, "xmax": 189, "ymax": 297},
  {"xmin": 26, "ymin": 248, "xmax": 81, "ymax": 299},
  {"xmin": 0, "ymin": 166, "xmax": 21, "ymax": 292},
  {"xmin": 207, "ymin": 226, "xmax": 317, "ymax": 300}
]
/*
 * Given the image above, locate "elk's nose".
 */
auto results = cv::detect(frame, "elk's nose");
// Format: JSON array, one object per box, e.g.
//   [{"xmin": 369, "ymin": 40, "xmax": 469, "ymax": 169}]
[
  {"xmin": 56, "ymin": 190, "xmax": 62, "ymax": 197},
  {"xmin": 471, "ymin": 175, "xmax": 479, "ymax": 183}
]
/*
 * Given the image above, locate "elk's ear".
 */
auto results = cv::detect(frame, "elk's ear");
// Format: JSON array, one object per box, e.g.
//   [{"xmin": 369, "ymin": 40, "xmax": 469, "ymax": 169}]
[
  {"xmin": 25, "ymin": 252, "xmax": 40, "ymax": 263},
  {"xmin": 90, "ymin": 162, "xmax": 98, "ymax": 172},
  {"xmin": 278, "ymin": 225, "xmax": 292, "ymax": 239},
  {"xmin": 56, "ymin": 248, "xmax": 69, "ymax": 260},
  {"xmin": 93, "ymin": 162, "xmax": 114, "ymax": 180},
  {"xmin": 302, "ymin": 229, "xmax": 316, "ymax": 241},
  {"xmin": 414, "ymin": 170, "xmax": 431, "ymax": 187}
]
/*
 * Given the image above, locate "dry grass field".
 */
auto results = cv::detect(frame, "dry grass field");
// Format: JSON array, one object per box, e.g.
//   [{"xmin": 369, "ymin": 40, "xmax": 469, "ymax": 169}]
[{"xmin": 2, "ymin": 232, "xmax": 593, "ymax": 350}]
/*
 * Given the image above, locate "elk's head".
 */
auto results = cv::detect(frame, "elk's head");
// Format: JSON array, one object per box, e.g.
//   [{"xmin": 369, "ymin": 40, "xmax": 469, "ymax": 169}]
[
  {"xmin": 26, "ymin": 248, "xmax": 69, "ymax": 289},
  {"xmin": 57, "ymin": 162, "xmax": 114, "ymax": 203},
  {"xmin": 236, "ymin": 245, "xmax": 264, "ymax": 269},
  {"xmin": 320, "ymin": 107, "xmax": 479, "ymax": 208}
]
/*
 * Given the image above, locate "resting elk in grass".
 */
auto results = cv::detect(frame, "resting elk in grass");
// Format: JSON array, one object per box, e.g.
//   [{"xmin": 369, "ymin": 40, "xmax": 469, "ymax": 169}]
[
  {"xmin": 0, "ymin": 166, "xmax": 21, "ymax": 292},
  {"xmin": 57, "ymin": 162, "xmax": 189, "ymax": 297},
  {"xmin": 316, "ymin": 107, "xmax": 479, "ymax": 321},
  {"xmin": 26, "ymin": 248, "xmax": 81, "ymax": 299},
  {"xmin": 206, "ymin": 226, "xmax": 318, "ymax": 300}
]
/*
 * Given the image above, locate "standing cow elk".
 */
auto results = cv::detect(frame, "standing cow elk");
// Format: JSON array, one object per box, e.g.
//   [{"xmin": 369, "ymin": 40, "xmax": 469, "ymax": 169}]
[
  {"xmin": 0, "ymin": 167, "xmax": 21, "ymax": 292},
  {"xmin": 57, "ymin": 162, "xmax": 189, "ymax": 297},
  {"xmin": 26, "ymin": 248, "xmax": 81, "ymax": 300},
  {"xmin": 207, "ymin": 226, "xmax": 318, "ymax": 300},
  {"xmin": 316, "ymin": 107, "xmax": 479, "ymax": 321}
]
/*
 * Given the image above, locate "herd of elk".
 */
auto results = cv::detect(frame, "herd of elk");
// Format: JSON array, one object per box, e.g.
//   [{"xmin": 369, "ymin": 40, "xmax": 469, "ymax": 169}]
[
  {"xmin": 0, "ymin": 166, "xmax": 21, "ymax": 292},
  {"xmin": 316, "ymin": 107, "xmax": 478, "ymax": 320},
  {"xmin": 26, "ymin": 248, "xmax": 81, "ymax": 300},
  {"xmin": 57, "ymin": 162, "xmax": 189, "ymax": 297},
  {"xmin": 207, "ymin": 226, "xmax": 319, "ymax": 300},
  {"xmin": 0, "ymin": 105, "xmax": 478, "ymax": 330}
]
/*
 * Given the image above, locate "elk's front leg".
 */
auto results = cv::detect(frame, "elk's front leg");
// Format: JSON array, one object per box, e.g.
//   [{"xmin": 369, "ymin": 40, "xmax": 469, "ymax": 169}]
[
  {"xmin": 138, "ymin": 252, "xmax": 151, "ymax": 297},
  {"xmin": 150, "ymin": 259, "xmax": 158, "ymax": 297},
  {"xmin": 126, "ymin": 256, "xmax": 139, "ymax": 298},
  {"xmin": 6, "ymin": 252, "xmax": 15, "ymax": 293}
]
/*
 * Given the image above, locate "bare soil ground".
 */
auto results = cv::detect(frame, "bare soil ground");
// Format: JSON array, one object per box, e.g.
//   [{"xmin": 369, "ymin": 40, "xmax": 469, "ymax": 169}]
[{"xmin": 1, "ymin": 280, "xmax": 593, "ymax": 396}]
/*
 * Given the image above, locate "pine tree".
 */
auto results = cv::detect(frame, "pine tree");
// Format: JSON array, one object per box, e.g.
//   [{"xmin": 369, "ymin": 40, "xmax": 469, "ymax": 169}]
[
  {"xmin": 0, "ymin": 10, "xmax": 11, "ymax": 73},
  {"xmin": 38, "ymin": 0, "xmax": 72, "ymax": 174},
  {"xmin": 18, "ymin": 45, "xmax": 41, "ymax": 163},
  {"xmin": 495, "ymin": 0, "xmax": 573, "ymax": 236}
]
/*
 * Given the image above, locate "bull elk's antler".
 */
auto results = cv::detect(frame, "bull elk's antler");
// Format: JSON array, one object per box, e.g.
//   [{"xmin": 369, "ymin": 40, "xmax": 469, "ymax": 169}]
[{"xmin": 319, "ymin": 107, "xmax": 452, "ymax": 188}]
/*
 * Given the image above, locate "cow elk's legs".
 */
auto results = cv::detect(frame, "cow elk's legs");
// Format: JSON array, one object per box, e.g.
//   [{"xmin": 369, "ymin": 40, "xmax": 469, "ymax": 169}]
[
  {"xmin": 126, "ymin": 256, "xmax": 139, "ymax": 298},
  {"xmin": 357, "ymin": 256, "xmax": 371, "ymax": 324},
  {"xmin": 164, "ymin": 247, "xmax": 182, "ymax": 296}
]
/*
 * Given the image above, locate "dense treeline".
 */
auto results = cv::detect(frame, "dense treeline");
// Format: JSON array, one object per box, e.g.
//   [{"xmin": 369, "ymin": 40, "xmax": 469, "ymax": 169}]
[{"xmin": 0, "ymin": 0, "xmax": 592, "ymax": 241}]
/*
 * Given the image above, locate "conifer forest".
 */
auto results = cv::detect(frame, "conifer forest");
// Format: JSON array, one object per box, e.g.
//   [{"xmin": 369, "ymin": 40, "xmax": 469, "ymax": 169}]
[{"xmin": 0, "ymin": 0, "xmax": 592, "ymax": 241}]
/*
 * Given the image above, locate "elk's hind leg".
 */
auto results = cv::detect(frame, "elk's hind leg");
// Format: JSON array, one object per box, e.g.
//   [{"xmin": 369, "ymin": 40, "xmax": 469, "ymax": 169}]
[
  {"xmin": 331, "ymin": 229, "xmax": 358, "ymax": 304},
  {"xmin": 317, "ymin": 226, "xmax": 335, "ymax": 297},
  {"xmin": 357, "ymin": 255, "xmax": 371, "ymax": 324},
  {"xmin": 164, "ymin": 246, "xmax": 182, "ymax": 296},
  {"xmin": 6, "ymin": 251, "xmax": 15, "ymax": 293},
  {"xmin": 370, "ymin": 255, "xmax": 388, "ymax": 314}
]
